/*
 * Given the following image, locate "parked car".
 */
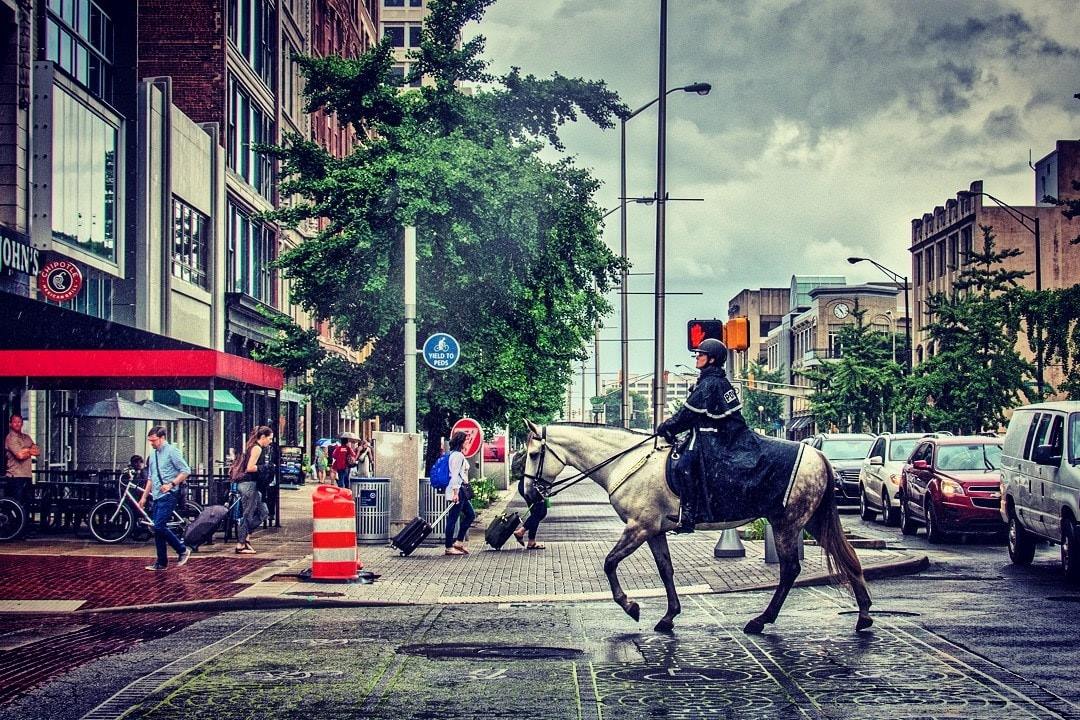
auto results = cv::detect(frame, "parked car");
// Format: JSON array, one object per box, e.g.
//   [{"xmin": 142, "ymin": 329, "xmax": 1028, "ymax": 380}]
[
  {"xmin": 999, "ymin": 402, "xmax": 1080, "ymax": 581},
  {"xmin": 807, "ymin": 433, "xmax": 876, "ymax": 506},
  {"xmin": 898, "ymin": 435, "xmax": 1005, "ymax": 543},
  {"xmin": 858, "ymin": 433, "xmax": 928, "ymax": 526}
]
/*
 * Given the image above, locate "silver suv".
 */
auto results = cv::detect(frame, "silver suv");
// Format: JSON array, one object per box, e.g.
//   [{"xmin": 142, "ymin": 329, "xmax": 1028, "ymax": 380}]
[
  {"xmin": 807, "ymin": 433, "xmax": 876, "ymax": 506},
  {"xmin": 857, "ymin": 433, "xmax": 927, "ymax": 526}
]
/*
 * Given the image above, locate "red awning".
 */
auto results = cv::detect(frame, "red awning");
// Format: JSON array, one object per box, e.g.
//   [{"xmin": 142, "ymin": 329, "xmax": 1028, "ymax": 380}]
[{"xmin": 0, "ymin": 350, "xmax": 284, "ymax": 391}]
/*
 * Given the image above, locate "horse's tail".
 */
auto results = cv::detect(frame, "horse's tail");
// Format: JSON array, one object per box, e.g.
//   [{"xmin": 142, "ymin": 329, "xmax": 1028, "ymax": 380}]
[{"xmin": 809, "ymin": 457, "xmax": 865, "ymax": 590}]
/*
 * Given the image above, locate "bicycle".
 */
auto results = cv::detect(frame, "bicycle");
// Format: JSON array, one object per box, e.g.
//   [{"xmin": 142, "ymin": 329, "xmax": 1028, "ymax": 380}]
[
  {"xmin": 88, "ymin": 476, "xmax": 202, "ymax": 544},
  {"xmin": 0, "ymin": 495, "xmax": 26, "ymax": 542}
]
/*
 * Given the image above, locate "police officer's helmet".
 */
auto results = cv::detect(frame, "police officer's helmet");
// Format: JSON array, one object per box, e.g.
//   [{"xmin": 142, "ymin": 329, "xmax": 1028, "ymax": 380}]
[{"xmin": 695, "ymin": 338, "xmax": 728, "ymax": 364}]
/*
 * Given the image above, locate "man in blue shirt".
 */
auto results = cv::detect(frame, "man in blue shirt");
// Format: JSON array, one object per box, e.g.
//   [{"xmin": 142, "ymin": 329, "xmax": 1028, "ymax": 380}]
[{"xmin": 138, "ymin": 426, "xmax": 192, "ymax": 571}]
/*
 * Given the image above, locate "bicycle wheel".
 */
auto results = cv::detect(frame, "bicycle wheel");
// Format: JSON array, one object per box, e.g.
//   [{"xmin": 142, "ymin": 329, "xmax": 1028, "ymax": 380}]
[
  {"xmin": 0, "ymin": 498, "xmax": 26, "ymax": 542},
  {"xmin": 88, "ymin": 500, "xmax": 134, "ymax": 543}
]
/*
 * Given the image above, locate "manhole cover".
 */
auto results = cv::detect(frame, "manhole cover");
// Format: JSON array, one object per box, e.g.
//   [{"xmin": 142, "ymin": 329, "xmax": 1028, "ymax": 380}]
[
  {"xmin": 838, "ymin": 610, "xmax": 921, "ymax": 617},
  {"xmin": 285, "ymin": 591, "xmax": 345, "ymax": 598},
  {"xmin": 1048, "ymin": 596, "xmax": 1080, "ymax": 603},
  {"xmin": 397, "ymin": 643, "xmax": 582, "ymax": 660}
]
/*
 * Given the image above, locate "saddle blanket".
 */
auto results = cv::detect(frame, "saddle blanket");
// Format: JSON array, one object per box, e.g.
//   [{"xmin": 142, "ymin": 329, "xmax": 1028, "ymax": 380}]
[{"xmin": 666, "ymin": 432, "xmax": 806, "ymax": 523}]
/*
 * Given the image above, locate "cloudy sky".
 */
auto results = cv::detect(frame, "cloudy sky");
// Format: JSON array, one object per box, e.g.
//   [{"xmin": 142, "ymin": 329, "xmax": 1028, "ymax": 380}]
[{"xmin": 465, "ymin": 0, "xmax": 1080, "ymax": 407}]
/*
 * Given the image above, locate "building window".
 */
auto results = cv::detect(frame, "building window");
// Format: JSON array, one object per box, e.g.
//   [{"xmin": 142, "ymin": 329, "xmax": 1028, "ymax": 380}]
[
  {"xmin": 936, "ymin": 242, "xmax": 946, "ymax": 277},
  {"xmin": 961, "ymin": 226, "xmax": 973, "ymax": 263},
  {"xmin": 47, "ymin": 267, "xmax": 113, "ymax": 320},
  {"xmin": 227, "ymin": 75, "xmax": 274, "ymax": 200},
  {"xmin": 45, "ymin": 0, "xmax": 113, "ymax": 103},
  {"xmin": 227, "ymin": 201, "xmax": 276, "ymax": 304},
  {"xmin": 172, "ymin": 198, "xmax": 208, "ymax": 288},
  {"xmin": 947, "ymin": 233, "xmax": 958, "ymax": 270},
  {"xmin": 383, "ymin": 24, "xmax": 404, "ymax": 46},
  {"xmin": 282, "ymin": 42, "xmax": 302, "ymax": 121},
  {"xmin": 227, "ymin": 0, "xmax": 275, "ymax": 89},
  {"xmin": 925, "ymin": 249, "xmax": 934, "ymax": 281},
  {"xmin": 392, "ymin": 62, "xmax": 422, "ymax": 87},
  {"xmin": 384, "ymin": 22, "xmax": 421, "ymax": 48},
  {"xmin": 50, "ymin": 84, "xmax": 119, "ymax": 263},
  {"xmin": 914, "ymin": 252, "xmax": 922, "ymax": 286}
]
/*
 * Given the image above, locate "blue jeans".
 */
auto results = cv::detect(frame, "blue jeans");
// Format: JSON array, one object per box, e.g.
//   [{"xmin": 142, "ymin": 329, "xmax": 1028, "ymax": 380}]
[
  {"xmin": 152, "ymin": 491, "xmax": 186, "ymax": 567},
  {"xmin": 336, "ymin": 469, "xmax": 351, "ymax": 488},
  {"xmin": 444, "ymin": 499, "xmax": 475, "ymax": 547}
]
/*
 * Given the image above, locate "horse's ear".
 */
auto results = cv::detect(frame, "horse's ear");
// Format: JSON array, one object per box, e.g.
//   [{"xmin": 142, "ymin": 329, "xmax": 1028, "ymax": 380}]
[{"xmin": 524, "ymin": 419, "xmax": 542, "ymax": 437}]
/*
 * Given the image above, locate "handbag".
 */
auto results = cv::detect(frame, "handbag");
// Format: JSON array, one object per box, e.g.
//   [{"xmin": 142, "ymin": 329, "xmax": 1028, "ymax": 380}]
[{"xmin": 458, "ymin": 482, "xmax": 474, "ymax": 503}]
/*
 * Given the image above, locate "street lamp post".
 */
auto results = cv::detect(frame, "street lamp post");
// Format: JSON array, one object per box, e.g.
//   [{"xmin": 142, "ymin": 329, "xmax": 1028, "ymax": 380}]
[
  {"xmin": 847, "ymin": 257, "xmax": 912, "ymax": 376},
  {"xmin": 957, "ymin": 190, "xmax": 1043, "ymax": 398},
  {"xmin": 618, "ymin": 77, "xmax": 710, "ymax": 428}
]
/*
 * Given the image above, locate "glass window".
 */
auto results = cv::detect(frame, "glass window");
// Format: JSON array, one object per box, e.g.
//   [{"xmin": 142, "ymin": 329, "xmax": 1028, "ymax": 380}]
[
  {"xmin": 228, "ymin": 0, "xmax": 274, "ymax": 89},
  {"xmin": 227, "ymin": 201, "xmax": 276, "ymax": 304},
  {"xmin": 1069, "ymin": 414, "xmax": 1080, "ymax": 465},
  {"xmin": 961, "ymin": 226, "xmax": 973, "ymax": 263},
  {"xmin": 172, "ymin": 198, "xmax": 209, "ymax": 288},
  {"xmin": 935, "ymin": 443, "xmax": 1002, "ymax": 472},
  {"xmin": 410, "ymin": 0, "xmax": 422, "ymax": 5},
  {"xmin": 1025, "ymin": 413, "xmax": 1049, "ymax": 460},
  {"xmin": 46, "ymin": 0, "xmax": 113, "ymax": 102},
  {"xmin": 889, "ymin": 438, "xmax": 919, "ymax": 462},
  {"xmin": 384, "ymin": 25, "xmax": 404, "ymax": 46},
  {"xmin": 227, "ymin": 75, "xmax": 274, "ymax": 200},
  {"xmin": 50, "ymin": 85, "xmax": 119, "ymax": 263},
  {"xmin": 819, "ymin": 438, "xmax": 874, "ymax": 461},
  {"xmin": 948, "ymin": 233, "xmax": 958, "ymax": 269},
  {"xmin": 937, "ymin": 242, "xmax": 946, "ymax": 277},
  {"xmin": 384, "ymin": 0, "xmax": 404, "ymax": 5},
  {"xmin": 408, "ymin": 24, "xmax": 422, "ymax": 48}
]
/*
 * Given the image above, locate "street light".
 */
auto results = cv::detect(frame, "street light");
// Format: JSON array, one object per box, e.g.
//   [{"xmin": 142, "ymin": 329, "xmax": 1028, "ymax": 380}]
[
  {"xmin": 847, "ymin": 256, "xmax": 912, "ymax": 376},
  {"xmin": 618, "ymin": 78, "xmax": 710, "ymax": 429},
  {"xmin": 956, "ymin": 189, "xmax": 1043, "ymax": 398}
]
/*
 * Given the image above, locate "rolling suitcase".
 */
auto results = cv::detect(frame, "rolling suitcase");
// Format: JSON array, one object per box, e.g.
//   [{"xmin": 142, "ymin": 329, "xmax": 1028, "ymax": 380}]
[
  {"xmin": 391, "ymin": 504, "xmax": 455, "ymax": 556},
  {"xmin": 184, "ymin": 504, "xmax": 228, "ymax": 551},
  {"xmin": 484, "ymin": 512, "xmax": 521, "ymax": 550}
]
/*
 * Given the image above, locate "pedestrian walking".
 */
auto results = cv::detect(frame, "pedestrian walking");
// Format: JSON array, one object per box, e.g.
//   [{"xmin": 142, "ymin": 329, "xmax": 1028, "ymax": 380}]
[
  {"xmin": 330, "ymin": 436, "xmax": 355, "ymax": 488},
  {"xmin": 4, "ymin": 413, "xmax": 40, "ymax": 508},
  {"xmin": 512, "ymin": 449, "xmax": 548, "ymax": 550},
  {"xmin": 443, "ymin": 431, "xmax": 475, "ymax": 556},
  {"xmin": 314, "ymin": 445, "xmax": 328, "ymax": 484},
  {"xmin": 138, "ymin": 426, "xmax": 191, "ymax": 571},
  {"xmin": 229, "ymin": 426, "xmax": 273, "ymax": 555}
]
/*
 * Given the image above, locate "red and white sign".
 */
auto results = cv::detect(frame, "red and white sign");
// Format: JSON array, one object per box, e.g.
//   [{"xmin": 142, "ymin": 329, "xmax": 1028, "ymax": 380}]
[
  {"xmin": 38, "ymin": 260, "xmax": 82, "ymax": 302},
  {"xmin": 450, "ymin": 418, "xmax": 484, "ymax": 458}
]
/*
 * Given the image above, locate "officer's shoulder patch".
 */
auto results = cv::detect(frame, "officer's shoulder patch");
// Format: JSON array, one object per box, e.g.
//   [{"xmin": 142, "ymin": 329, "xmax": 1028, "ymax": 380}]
[{"xmin": 723, "ymin": 390, "xmax": 737, "ymax": 404}]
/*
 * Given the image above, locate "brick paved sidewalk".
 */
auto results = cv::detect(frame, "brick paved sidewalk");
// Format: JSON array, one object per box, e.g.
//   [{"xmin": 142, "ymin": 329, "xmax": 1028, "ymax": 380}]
[{"xmin": 0, "ymin": 480, "xmax": 924, "ymax": 611}]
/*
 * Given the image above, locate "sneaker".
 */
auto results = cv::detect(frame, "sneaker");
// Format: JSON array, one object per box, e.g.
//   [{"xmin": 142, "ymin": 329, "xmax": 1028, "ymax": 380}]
[
  {"xmin": 145, "ymin": 563, "xmax": 167, "ymax": 571},
  {"xmin": 177, "ymin": 548, "xmax": 192, "ymax": 567}
]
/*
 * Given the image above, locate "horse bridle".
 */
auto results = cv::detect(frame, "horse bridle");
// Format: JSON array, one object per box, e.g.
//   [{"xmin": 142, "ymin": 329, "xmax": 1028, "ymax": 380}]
[{"xmin": 523, "ymin": 425, "xmax": 658, "ymax": 499}]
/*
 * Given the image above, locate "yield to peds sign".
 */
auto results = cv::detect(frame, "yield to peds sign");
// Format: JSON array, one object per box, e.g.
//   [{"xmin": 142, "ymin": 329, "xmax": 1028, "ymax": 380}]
[
  {"xmin": 450, "ymin": 418, "xmax": 484, "ymax": 457},
  {"xmin": 422, "ymin": 333, "xmax": 460, "ymax": 370}
]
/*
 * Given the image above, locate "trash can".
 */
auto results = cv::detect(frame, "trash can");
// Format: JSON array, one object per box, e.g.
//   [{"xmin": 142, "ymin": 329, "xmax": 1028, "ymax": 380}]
[
  {"xmin": 418, "ymin": 477, "xmax": 453, "ymax": 545},
  {"xmin": 351, "ymin": 478, "xmax": 390, "ymax": 545}
]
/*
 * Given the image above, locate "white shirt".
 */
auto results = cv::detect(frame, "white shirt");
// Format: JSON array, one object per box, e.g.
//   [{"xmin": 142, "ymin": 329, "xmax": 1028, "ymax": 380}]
[{"xmin": 445, "ymin": 450, "xmax": 469, "ymax": 501}]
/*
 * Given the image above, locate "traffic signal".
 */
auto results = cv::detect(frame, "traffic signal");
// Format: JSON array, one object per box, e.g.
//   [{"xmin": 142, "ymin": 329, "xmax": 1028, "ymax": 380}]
[
  {"xmin": 687, "ymin": 319, "xmax": 724, "ymax": 351},
  {"xmin": 724, "ymin": 316, "xmax": 750, "ymax": 351}
]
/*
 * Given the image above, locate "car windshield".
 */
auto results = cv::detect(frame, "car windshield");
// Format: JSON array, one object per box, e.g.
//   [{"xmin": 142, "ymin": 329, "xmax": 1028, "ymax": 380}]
[
  {"xmin": 936, "ymin": 444, "xmax": 1002, "ymax": 472},
  {"xmin": 820, "ymin": 439, "xmax": 874, "ymax": 461},
  {"xmin": 889, "ymin": 439, "xmax": 919, "ymax": 462}
]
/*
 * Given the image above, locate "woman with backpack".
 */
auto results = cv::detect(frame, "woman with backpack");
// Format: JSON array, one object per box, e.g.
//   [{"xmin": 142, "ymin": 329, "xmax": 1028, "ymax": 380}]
[
  {"xmin": 230, "ymin": 426, "xmax": 273, "ymax": 555},
  {"xmin": 443, "ymin": 431, "xmax": 474, "ymax": 556}
]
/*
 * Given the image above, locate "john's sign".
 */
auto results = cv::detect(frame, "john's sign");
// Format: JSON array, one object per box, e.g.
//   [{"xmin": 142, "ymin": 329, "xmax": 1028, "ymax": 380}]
[{"xmin": 0, "ymin": 229, "xmax": 40, "ymax": 277}]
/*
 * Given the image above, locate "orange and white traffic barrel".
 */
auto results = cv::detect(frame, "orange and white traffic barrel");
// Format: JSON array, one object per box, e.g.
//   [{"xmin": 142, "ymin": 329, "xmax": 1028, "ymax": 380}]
[{"xmin": 311, "ymin": 485, "xmax": 361, "ymax": 580}]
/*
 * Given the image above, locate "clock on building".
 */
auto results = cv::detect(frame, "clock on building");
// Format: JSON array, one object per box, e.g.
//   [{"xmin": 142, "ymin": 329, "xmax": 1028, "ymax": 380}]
[{"xmin": 832, "ymin": 302, "xmax": 850, "ymax": 319}]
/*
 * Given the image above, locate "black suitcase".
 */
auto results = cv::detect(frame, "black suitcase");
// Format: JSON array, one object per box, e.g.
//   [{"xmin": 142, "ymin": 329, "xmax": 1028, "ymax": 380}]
[
  {"xmin": 391, "ymin": 505, "xmax": 454, "ymax": 556},
  {"xmin": 184, "ymin": 504, "xmax": 228, "ymax": 550},
  {"xmin": 484, "ymin": 512, "xmax": 521, "ymax": 550}
]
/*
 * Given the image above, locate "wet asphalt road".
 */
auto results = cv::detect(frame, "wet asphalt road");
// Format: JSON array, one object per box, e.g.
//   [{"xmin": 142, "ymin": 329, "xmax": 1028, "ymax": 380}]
[{"xmin": 2, "ymin": 513, "xmax": 1078, "ymax": 720}]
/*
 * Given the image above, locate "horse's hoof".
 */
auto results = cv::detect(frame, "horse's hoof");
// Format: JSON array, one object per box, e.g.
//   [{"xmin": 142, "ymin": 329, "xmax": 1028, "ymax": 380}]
[
  {"xmin": 856, "ymin": 615, "xmax": 874, "ymax": 632},
  {"xmin": 625, "ymin": 602, "xmax": 640, "ymax": 622},
  {"xmin": 743, "ymin": 618, "xmax": 765, "ymax": 635},
  {"xmin": 654, "ymin": 618, "xmax": 674, "ymax": 633}
]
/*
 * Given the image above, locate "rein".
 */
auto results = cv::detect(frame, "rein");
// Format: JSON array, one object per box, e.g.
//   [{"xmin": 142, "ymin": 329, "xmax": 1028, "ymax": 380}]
[{"xmin": 525, "ymin": 426, "xmax": 658, "ymax": 499}]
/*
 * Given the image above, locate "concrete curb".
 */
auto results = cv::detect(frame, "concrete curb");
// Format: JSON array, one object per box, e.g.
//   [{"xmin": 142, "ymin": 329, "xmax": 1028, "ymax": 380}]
[{"xmin": 725, "ymin": 554, "xmax": 930, "ymax": 594}]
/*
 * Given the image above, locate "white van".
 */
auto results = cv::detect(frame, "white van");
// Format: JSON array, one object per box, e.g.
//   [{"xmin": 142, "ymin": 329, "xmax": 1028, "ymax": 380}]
[{"xmin": 999, "ymin": 401, "xmax": 1080, "ymax": 581}]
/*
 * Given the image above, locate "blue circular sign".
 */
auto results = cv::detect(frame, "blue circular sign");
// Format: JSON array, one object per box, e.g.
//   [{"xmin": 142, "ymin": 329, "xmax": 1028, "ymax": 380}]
[{"xmin": 422, "ymin": 333, "xmax": 460, "ymax": 370}]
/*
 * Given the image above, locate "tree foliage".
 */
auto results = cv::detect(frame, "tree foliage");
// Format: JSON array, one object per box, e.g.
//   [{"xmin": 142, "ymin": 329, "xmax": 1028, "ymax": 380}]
[
  {"xmin": 1019, "ymin": 284, "xmax": 1080, "ymax": 399},
  {"xmin": 263, "ymin": 0, "xmax": 626, "ymax": 464},
  {"xmin": 739, "ymin": 363, "xmax": 787, "ymax": 434},
  {"xmin": 798, "ymin": 311, "xmax": 904, "ymax": 432},
  {"xmin": 901, "ymin": 225, "xmax": 1035, "ymax": 432},
  {"xmin": 602, "ymin": 388, "xmax": 650, "ymax": 430}
]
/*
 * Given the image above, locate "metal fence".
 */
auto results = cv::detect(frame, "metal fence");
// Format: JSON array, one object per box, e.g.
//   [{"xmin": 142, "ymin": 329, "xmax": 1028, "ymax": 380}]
[
  {"xmin": 418, "ymin": 477, "xmax": 453, "ymax": 545},
  {"xmin": 351, "ymin": 478, "xmax": 390, "ymax": 544}
]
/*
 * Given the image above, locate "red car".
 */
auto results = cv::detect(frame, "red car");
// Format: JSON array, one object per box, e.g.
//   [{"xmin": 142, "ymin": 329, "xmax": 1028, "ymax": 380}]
[{"xmin": 898, "ymin": 436, "xmax": 1005, "ymax": 543}]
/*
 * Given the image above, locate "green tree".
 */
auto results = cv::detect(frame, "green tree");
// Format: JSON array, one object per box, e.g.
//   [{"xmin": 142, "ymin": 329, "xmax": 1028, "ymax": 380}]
[
  {"xmin": 1020, "ymin": 284, "xmax": 1080, "ymax": 400},
  {"xmin": 263, "ymin": 0, "xmax": 626, "ymax": 467},
  {"xmin": 602, "ymin": 388, "xmax": 650, "ymax": 430},
  {"xmin": 901, "ymin": 225, "xmax": 1035, "ymax": 432},
  {"xmin": 798, "ymin": 310, "xmax": 904, "ymax": 432},
  {"xmin": 740, "ymin": 362, "xmax": 786, "ymax": 434}
]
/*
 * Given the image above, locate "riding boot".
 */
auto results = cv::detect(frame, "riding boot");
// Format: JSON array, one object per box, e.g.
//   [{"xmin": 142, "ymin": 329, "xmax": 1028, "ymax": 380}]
[{"xmin": 672, "ymin": 504, "xmax": 696, "ymax": 534}]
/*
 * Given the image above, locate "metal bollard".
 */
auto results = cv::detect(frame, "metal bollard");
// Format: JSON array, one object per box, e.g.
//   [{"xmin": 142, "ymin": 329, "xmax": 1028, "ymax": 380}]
[
  {"xmin": 763, "ymin": 521, "xmax": 803, "ymax": 564},
  {"xmin": 714, "ymin": 528, "xmax": 746, "ymax": 558}
]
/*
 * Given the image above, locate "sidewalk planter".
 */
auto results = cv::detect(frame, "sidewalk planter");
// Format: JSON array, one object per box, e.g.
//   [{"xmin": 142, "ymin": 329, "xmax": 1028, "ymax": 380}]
[
  {"xmin": 351, "ymin": 478, "xmax": 391, "ymax": 545},
  {"xmin": 418, "ymin": 477, "xmax": 453, "ymax": 545}
]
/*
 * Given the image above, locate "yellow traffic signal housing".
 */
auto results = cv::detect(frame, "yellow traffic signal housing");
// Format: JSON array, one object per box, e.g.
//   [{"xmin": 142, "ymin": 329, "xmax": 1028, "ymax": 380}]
[{"xmin": 724, "ymin": 316, "xmax": 750, "ymax": 351}]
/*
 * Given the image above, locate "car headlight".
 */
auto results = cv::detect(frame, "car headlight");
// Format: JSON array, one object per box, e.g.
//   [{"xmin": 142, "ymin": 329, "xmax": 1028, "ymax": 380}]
[{"xmin": 940, "ymin": 479, "xmax": 965, "ymax": 497}]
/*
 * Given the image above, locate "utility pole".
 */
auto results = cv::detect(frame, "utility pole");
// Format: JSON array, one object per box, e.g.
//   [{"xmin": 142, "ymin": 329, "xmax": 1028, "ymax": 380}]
[
  {"xmin": 651, "ymin": 0, "xmax": 668, "ymax": 428},
  {"xmin": 403, "ymin": 226, "xmax": 417, "ymax": 434}
]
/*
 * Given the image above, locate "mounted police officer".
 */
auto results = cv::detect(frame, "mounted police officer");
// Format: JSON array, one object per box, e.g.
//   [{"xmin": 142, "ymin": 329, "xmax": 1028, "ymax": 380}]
[{"xmin": 657, "ymin": 338, "xmax": 757, "ymax": 533}]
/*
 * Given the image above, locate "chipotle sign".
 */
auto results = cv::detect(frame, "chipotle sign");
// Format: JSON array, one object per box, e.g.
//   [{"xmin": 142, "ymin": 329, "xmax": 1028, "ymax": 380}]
[{"xmin": 38, "ymin": 259, "xmax": 83, "ymax": 302}]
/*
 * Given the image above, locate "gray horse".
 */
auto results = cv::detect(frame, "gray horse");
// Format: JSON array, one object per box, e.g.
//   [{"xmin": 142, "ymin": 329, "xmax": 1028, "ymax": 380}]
[{"xmin": 521, "ymin": 420, "xmax": 873, "ymax": 634}]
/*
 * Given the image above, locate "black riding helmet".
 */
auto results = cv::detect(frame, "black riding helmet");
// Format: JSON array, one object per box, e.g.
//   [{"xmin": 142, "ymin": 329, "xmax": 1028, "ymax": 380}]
[{"xmin": 695, "ymin": 338, "xmax": 728, "ymax": 364}]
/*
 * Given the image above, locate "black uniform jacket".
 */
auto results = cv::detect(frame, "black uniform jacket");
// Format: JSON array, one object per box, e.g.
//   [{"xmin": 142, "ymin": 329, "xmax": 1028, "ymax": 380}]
[{"xmin": 658, "ymin": 365, "xmax": 805, "ymax": 522}]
